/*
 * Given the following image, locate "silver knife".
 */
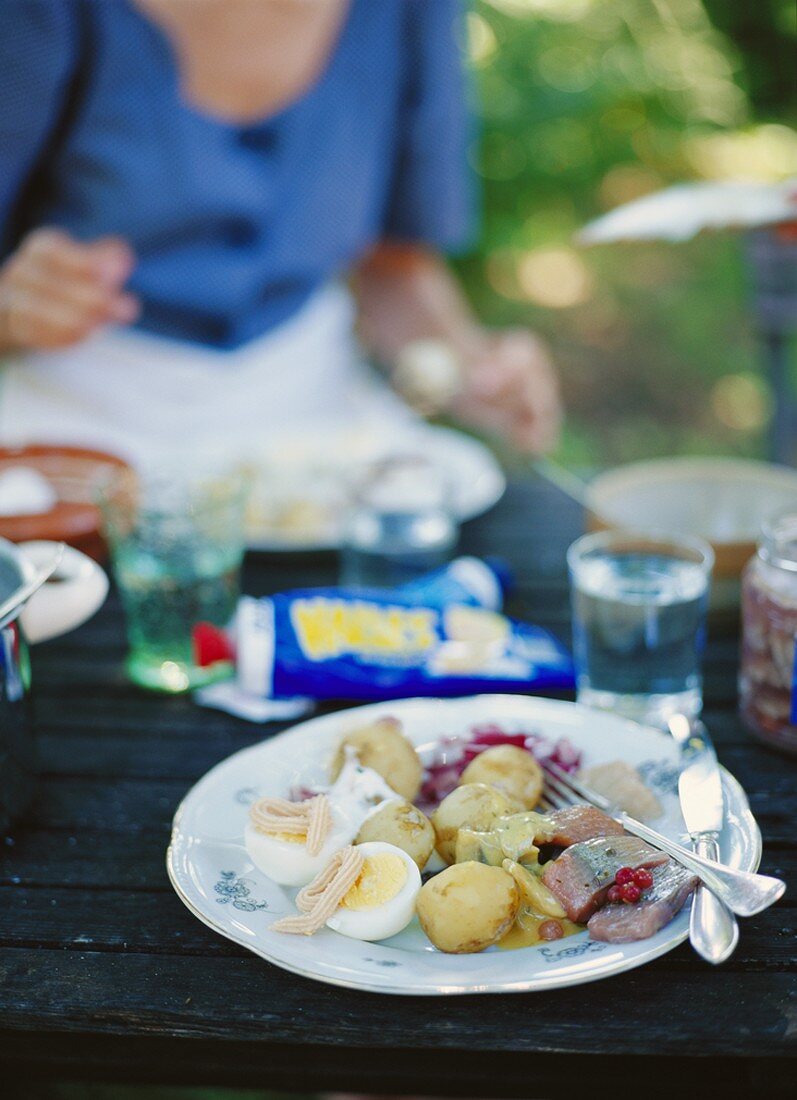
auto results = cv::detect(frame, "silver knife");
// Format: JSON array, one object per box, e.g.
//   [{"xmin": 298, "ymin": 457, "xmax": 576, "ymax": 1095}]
[{"xmin": 669, "ymin": 714, "xmax": 739, "ymax": 964}]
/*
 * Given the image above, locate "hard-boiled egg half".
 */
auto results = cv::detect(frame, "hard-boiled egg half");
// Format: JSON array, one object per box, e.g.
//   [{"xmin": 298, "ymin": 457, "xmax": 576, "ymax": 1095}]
[
  {"xmin": 245, "ymin": 755, "xmax": 402, "ymax": 887},
  {"xmin": 245, "ymin": 813, "xmax": 357, "ymax": 887},
  {"xmin": 326, "ymin": 841, "xmax": 421, "ymax": 941}
]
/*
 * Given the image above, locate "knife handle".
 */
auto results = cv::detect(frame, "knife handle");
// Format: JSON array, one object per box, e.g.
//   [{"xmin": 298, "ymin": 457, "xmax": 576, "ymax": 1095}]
[{"xmin": 689, "ymin": 835, "xmax": 739, "ymax": 965}]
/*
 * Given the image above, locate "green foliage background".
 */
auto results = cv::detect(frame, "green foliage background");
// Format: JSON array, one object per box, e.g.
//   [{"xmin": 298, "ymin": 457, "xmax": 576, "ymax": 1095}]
[{"xmin": 452, "ymin": 0, "xmax": 797, "ymax": 468}]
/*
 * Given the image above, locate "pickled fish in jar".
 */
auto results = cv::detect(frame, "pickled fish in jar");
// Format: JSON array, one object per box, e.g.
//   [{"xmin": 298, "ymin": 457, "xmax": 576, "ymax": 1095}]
[{"xmin": 740, "ymin": 512, "xmax": 797, "ymax": 755}]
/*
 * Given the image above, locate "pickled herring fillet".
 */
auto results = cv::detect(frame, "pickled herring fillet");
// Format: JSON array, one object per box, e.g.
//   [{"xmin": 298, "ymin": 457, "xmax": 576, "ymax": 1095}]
[
  {"xmin": 542, "ymin": 836, "xmax": 668, "ymax": 923},
  {"xmin": 545, "ymin": 805, "xmax": 624, "ymax": 847},
  {"xmin": 588, "ymin": 861, "xmax": 698, "ymax": 943}
]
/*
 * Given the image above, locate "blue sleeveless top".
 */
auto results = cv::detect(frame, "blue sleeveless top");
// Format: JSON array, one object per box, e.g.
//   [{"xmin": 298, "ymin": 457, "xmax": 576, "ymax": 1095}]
[{"xmin": 0, "ymin": 0, "xmax": 474, "ymax": 348}]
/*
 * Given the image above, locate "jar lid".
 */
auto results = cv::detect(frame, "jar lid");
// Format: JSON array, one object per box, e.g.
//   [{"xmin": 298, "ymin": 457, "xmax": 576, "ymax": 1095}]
[{"xmin": 760, "ymin": 510, "xmax": 797, "ymax": 572}]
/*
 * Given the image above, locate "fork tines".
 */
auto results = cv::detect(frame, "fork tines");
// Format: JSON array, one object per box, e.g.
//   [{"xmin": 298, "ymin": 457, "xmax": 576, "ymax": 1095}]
[{"xmin": 541, "ymin": 760, "xmax": 615, "ymax": 815}]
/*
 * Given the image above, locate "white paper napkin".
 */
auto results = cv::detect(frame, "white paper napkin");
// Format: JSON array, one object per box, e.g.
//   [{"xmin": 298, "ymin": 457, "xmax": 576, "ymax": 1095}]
[{"xmin": 195, "ymin": 679, "xmax": 313, "ymax": 723}]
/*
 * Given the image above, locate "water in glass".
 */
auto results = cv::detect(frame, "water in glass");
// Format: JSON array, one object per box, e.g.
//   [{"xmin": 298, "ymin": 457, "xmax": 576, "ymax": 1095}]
[
  {"xmin": 341, "ymin": 457, "xmax": 457, "ymax": 588},
  {"xmin": 101, "ymin": 469, "xmax": 247, "ymax": 692},
  {"xmin": 569, "ymin": 532, "xmax": 713, "ymax": 727}
]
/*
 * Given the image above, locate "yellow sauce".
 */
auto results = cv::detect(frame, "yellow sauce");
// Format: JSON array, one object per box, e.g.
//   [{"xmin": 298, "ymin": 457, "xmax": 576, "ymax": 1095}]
[{"xmin": 498, "ymin": 906, "xmax": 584, "ymax": 950}]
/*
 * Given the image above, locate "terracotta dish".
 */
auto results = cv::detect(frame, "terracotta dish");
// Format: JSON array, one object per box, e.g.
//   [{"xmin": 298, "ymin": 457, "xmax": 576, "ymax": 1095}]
[{"xmin": 0, "ymin": 445, "xmax": 130, "ymax": 560}]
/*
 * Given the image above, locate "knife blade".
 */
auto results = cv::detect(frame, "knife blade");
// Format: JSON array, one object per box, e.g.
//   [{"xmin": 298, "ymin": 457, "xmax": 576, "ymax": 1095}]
[
  {"xmin": 669, "ymin": 715, "xmax": 739, "ymax": 964},
  {"xmin": 676, "ymin": 721, "xmax": 724, "ymax": 835}
]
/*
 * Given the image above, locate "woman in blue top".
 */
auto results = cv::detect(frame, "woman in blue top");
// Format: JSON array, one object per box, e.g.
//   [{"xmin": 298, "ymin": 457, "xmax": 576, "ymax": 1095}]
[{"xmin": 0, "ymin": 0, "xmax": 560, "ymax": 465}]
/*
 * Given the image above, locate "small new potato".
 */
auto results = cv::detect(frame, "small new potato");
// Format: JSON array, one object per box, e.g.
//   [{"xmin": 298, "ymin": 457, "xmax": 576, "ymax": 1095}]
[
  {"xmin": 460, "ymin": 745, "xmax": 543, "ymax": 810},
  {"xmin": 356, "ymin": 800, "xmax": 435, "ymax": 869},
  {"xmin": 431, "ymin": 783, "xmax": 518, "ymax": 864},
  {"xmin": 330, "ymin": 717, "xmax": 423, "ymax": 801},
  {"xmin": 416, "ymin": 862, "xmax": 520, "ymax": 953}
]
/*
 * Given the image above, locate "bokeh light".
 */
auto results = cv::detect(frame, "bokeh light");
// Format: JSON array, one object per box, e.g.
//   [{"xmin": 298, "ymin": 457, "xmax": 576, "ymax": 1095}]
[
  {"xmin": 537, "ymin": 46, "xmax": 596, "ymax": 93},
  {"xmin": 516, "ymin": 248, "xmax": 594, "ymax": 308},
  {"xmin": 686, "ymin": 124, "xmax": 797, "ymax": 181},
  {"xmin": 484, "ymin": 0, "xmax": 596, "ymax": 22},
  {"xmin": 466, "ymin": 11, "xmax": 498, "ymax": 67},
  {"xmin": 599, "ymin": 164, "xmax": 663, "ymax": 208},
  {"xmin": 711, "ymin": 374, "xmax": 774, "ymax": 432}
]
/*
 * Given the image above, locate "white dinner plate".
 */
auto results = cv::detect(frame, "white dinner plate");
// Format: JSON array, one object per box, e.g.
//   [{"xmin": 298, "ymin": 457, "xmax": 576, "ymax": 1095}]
[
  {"xmin": 244, "ymin": 424, "xmax": 506, "ymax": 551},
  {"xmin": 167, "ymin": 695, "xmax": 761, "ymax": 995}
]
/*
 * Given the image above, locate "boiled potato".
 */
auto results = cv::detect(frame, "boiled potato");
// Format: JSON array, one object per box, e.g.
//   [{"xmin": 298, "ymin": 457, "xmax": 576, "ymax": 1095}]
[
  {"xmin": 431, "ymin": 783, "xmax": 518, "ymax": 864},
  {"xmin": 416, "ymin": 862, "xmax": 520, "ymax": 953},
  {"xmin": 330, "ymin": 717, "xmax": 422, "ymax": 801},
  {"xmin": 460, "ymin": 745, "xmax": 543, "ymax": 810},
  {"xmin": 356, "ymin": 800, "xmax": 435, "ymax": 869}
]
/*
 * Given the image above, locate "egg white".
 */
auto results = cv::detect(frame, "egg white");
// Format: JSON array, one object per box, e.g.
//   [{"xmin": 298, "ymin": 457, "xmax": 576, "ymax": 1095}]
[
  {"xmin": 326, "ymin": 841, "xmax": 421, "ymax": 942},
  {"xmin": 245, "ymin": 757, "xmax": 402, "ymax": 887},
  {"xmin": 244, "ymin": 812, "xmax": 357, "ymax": 887}
]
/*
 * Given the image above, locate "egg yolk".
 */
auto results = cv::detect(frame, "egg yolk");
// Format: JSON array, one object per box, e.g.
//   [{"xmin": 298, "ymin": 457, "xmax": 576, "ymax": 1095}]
[
  {"xmin": 341, "ymin": 853, "xmax": 407, "ymax": 910},
  {"xmin": 272, "ymin": 832, "xmax": 307, "ymax": 844}
]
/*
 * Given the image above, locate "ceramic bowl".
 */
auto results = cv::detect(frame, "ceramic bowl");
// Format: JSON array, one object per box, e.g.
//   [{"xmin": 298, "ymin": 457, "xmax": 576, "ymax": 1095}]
[
  {"xmin": 0, "ymin": 444, "xmax": 130, "ymax": 560},
  {"xmin": 587, "ymin": 457, "xmax": 797, "ymax": 610}
]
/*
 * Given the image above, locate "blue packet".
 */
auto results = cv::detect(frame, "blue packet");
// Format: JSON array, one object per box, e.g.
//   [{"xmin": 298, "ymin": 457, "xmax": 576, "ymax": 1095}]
[
  {"xmin": 346, "ymin": 556, "xmax": 505, "ymax": 612},
  {"xmin": 234, "ymin": 558, "xmax": 574, "ymax": 702}
]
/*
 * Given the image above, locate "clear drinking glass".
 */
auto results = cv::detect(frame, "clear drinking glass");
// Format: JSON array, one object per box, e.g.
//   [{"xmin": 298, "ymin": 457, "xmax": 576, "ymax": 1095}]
[
  {"xmin": 567, "ymin": 529, "xmax": 714, "ymax": 727},
  {"xmin": 340, "ymin": 456, "xmax": 458, "ymax": 588},
  {"xmin": 100, "ymin": 468, "xmax": 248, "ymax": 693}
]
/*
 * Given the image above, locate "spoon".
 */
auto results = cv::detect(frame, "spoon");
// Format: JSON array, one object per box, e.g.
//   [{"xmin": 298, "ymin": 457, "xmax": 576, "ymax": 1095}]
[{"xmin": 0, "ymin": 543, "xmax": 65, "ymax": 630}]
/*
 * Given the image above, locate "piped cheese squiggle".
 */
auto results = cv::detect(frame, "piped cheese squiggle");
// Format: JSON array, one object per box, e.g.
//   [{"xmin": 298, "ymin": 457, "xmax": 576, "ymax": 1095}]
[
  {"xmin": 249, "ymin": 794, "xmax": 332, "ymax": 856},
  {"xmin": 271, "ymin": 846, "xmax": 365, "ymax": 935}
]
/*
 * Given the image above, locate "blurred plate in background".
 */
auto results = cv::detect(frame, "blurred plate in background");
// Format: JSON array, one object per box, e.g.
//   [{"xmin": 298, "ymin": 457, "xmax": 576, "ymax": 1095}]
[{"xmin": 245, "ymin": 424, "xmax": 506, "ymax": 551}]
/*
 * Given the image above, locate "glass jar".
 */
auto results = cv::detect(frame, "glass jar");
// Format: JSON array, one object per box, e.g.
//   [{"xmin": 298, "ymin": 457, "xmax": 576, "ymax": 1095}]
[
  {"xmin": 340, "ymin": 456, "xmax": 458, "ymax": 589},
  {"xmin": 739, "ymin": 511, "xmax": 797, "ymax": 754}
]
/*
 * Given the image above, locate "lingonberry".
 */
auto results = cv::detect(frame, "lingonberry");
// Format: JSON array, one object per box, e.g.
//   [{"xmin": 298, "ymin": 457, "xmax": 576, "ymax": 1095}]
[
  {"xmin": 621, "ymin": 882, "xmax": 642, "ymax": 904},
  {"xmin": 633, "ymin": 868, "xmax": 654, "ymax": 890}
]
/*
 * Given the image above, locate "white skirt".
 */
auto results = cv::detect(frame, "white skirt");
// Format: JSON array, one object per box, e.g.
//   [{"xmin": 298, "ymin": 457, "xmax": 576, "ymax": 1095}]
[{"xmin": 0, "ymin": 283, "xmax": 416, "ymax": 469}]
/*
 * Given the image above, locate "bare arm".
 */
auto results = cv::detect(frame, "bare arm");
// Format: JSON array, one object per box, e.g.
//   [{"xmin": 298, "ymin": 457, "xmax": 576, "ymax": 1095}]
[
  {"xmin": 353, "ymin": 241, "xmax": 561, "ymax": 454},
  {"xmin": 353, "ymin": 241, "xmax": 482, "ymax": 362}
]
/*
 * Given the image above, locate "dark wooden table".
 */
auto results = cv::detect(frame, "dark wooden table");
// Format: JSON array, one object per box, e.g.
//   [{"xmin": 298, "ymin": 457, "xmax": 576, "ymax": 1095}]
[{"xmin": 1, "ymin": 477, "xmax": 795, "ymax": 1097}]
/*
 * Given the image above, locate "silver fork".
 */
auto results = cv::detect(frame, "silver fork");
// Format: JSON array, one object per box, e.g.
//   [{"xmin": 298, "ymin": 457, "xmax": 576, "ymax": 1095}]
[{"xmin": 541, "ymin": 761, "xmax": 785, "ymax": 919}]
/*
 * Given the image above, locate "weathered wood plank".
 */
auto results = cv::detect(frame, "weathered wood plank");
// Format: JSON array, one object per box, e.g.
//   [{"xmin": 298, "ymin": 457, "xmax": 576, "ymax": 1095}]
[
  {"xmin": 24, "ymin": 777, "xmax": 191, "ymax": 834},
  {"xmin": 0, "ymin": 830, "xmax": 171, "ymax": 890},
  {"xmin": 0, "ymin": 946, "xmax": 795, "ymax": 1058},
  {"xmin": 1, "ymin": 1030, "xmax": 790, "ymax": 1097}
]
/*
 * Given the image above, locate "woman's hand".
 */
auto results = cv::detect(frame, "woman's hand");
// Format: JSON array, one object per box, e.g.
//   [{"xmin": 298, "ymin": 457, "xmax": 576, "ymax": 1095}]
[
  {"xmin": 0, "ymin": 228, "xmax": 139, "ymax": 353},
  {"xmin": 354, "ymin": 243, "xmax": 562, "ymax": 455},
  {"xmin": 454, "ymin": 328, "xmax": 561, "ymax": 454}
]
